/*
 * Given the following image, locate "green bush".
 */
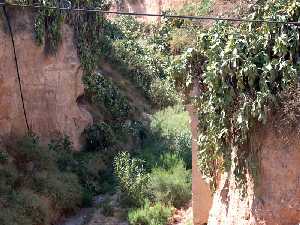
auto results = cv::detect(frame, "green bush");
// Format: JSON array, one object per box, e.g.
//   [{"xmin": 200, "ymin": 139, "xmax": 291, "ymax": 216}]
[
  {"xmin": 81, "ymin": 189, "xmax": 94, "ymax": 207},
  {"xmin": 168, "ymin": 131, "xmax": 192, "ymax": 169},
  {"xmin": 149, "ymin": 78, "xmax": 179, "ymax": 108},
  {"xmin": 75, "ymin": 152, "xmax": 113, "ymax": 195},
  {"xmin": 49, "ymin": 136, "xmax": 116, "ymax": 196},
  {"xmin": 151, "ymin": 105, "xmax": 190, "ymax": 136},
  {"xmin": 0, "ymin": 135, "xmax": 89, "ymax": 225},
  {"xmin": 38, "ymin": 172, "xmax": 82, "ymax": 211},
  {"xmin": 178, "ymin": 0, "xmax": 214, "ymax": 16},
  {"xmin": 169, "ymin": 28, "xmax": 197, "ymax": 55},
  {"xmin": 0, "ymin": 207, "xmax": 34, "ymax": 225},
  {"xmin": 84, "ymin": 72, "xmax": 131, "ymax": 119},
  {"xmin": 84, "ymin": 122, "xmax": 117, "ymax": 151},
  {"xmin": 0, "ymin": 189, "xmax": 51, "ymax": 225},
  {"xmin": 115, "ymin": 120, "xmax": 148, "ymax": 147},
  {"xmin": 128, "ymin": 201, "xmax": 172, "ymax": 225},
  {"xmin": 0, "ymin": 149, "xmax": 9, "ymax": 164},
  {"xmin": 10, "ymin": 189, "xmax": 51, "ymax": 225},
  {"xmin": 0, "ymin": 163, "xmax": 19, "ymax": 194},
  {"xmin": 48, "ymin": 136, "xmax": 77, "ymax": 172},
  {"xmin": 114, "ymin": 152, "xmax": 149, "ymax": 207},
  {"xmin": 158, "ymin": 153, "xmax": 182, "ymax": 170},
  {"xmin": 150, "ymin": 106, "xmax": 192, "ymax": 168},
  {"xmin": 0, "ymin": 124, "xmax": 118, "ymax": 225},
  {"xmin": 148, "ymin": 159, "xmax": 191, "ymax": 208},
  {"xmin": 16, "ymin": 135, "xmax": 56, "ymax": 171}
]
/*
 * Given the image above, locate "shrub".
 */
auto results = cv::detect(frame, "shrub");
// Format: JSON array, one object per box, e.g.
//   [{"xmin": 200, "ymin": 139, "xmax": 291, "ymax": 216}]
[
  {"xmin": 102, "ymin": 199, "xmax": 114, "ymax": 217},
  {"xmin": 128, "ymin": 201, "xmax": 172, "ymax": 225},
  {"xmin": 16, "ymin": 135, "xmax": 56, "ymax": 171},
  {"xmin": 149, "ymin": 78, "xmax": 179, "ymax": 108},
  {"xmin": 169, "ymin": 28, "xmax": 197, "ymax": 55},
  {"xmin": 150, "ymin": 106, "xmax": 192, "ymax": 168},
  {"xmin": 148, "ymin": 159, "xmax": 191, "ymax": 208},
  {"xmin": 84, "ymin": 122, "xmax": 117, "ymax": 151},
  {"xmin": 116, "ymin": 120, "xmax": 148, "ymax": 147},
  {"xmin": 0, "ymin": 149, "xmax": 9, "ymax": 164},
  {"xmin": 0, "ymin": 207, "xmax": 33, "ymax": 225},
  {"xmin": 0, "ymin": 163, "xmax": 18, "ymax": 194},
  {"xmin": 9, "ymin": 189, "xmax": 51, "ymax": 225},
  {"xmin": 158, "ymin": 153, "xmax": 182, "ymax": 170},
  {"xmin": 74, "ymin": 152, "xmax": 112, "ymax": 195},
  {"xmin": 168, "ymin": 131, "xmax": 192, "ymax": 169},
  {"xmin": 81, "ymin": 189, "xmax": 94, "ymax": 207},
  {"xmin": 36, "ymin": 172, "xmax": 82, "ymax": 211},
  {"xmin": 178, "ymin": 0, "xmax": 214, "ymax": 16},
  {"xmin": 48, "ymin": 136, "xmax": 77, "ymax": 172},
  {"xmin": 114, "ymin": 152, "xmax": 149, "ymax": 207},
  {"xmin": 84, "ymin": 72, "xmax": 130, "ymax": 119},
  {"xmin": 0, "ymin": 135, "xmax": 85, "ymax": 225},
  {"xmin": 150, "ymin": 105, "xmax": 190, "ymax": 136}
]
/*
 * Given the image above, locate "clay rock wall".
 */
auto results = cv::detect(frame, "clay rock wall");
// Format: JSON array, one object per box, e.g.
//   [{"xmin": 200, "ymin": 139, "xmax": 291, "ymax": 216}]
[
  {"xmin": 112, "ymin": 0, "xmax": 196, "ymax": 22},
  {"xmin": 0, "ymin": 9, "xmax": 92, "ymax": 149},
  {"xmin": 188, "ymin": 79, "xmax": 213, "ymax": 225},
  {"xmin": 208, "ymin": 121, "xmax": 300, "ymax": 225}
]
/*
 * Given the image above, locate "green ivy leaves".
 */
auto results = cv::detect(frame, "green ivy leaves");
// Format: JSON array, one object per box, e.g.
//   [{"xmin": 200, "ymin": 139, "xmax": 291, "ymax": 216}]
[
  {"xmin": 169, "ymin": 0, "xmax": 300, "ymax": 191},
  {"xmin": 84, "ymin": 72, "xmax": 131, "ymax": 119},
  {"xmin": 34, "ymin": 0, "xmax": 64, "ymax": 54}
]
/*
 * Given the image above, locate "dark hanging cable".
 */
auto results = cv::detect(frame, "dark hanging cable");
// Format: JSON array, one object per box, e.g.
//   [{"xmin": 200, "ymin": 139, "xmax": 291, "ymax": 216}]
[
  {"xmin": 1, "ymin": 2, "xmax": 300, "ymax": 25},
  {"xmin": 2, "ymin": 6, "xmax": 30, "ymax": 132}
]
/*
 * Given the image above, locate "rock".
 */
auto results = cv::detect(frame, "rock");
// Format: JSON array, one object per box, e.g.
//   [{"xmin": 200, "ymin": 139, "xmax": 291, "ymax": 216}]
[
  {"xmin": 208, "ymin": 120, "xmax": 300, "ymax": 225},
  {"xmin": 187, "ymin": 80, "xmax": 213, "ymax": 225},
  {"xmin": 93, "ymin": 195, "xmax": 106, "ymax": 206},
  {"xmin": 0, "ymin": 9, "xmax": 92, "ymax": 150}
]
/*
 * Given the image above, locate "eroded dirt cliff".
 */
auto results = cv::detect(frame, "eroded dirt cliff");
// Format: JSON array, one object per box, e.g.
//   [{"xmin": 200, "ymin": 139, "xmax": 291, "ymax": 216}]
[
  {"xmin": 208, "ymin": 119, "xmax": 300, "ymax": 225},
  {"xmin": 0, "ymin": 9, "xmax": 92, "ymax": 149}
]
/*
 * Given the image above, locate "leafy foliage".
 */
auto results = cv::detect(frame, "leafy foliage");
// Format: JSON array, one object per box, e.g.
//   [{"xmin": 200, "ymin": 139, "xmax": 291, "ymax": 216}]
[
  {"xmin": 148, "ymin": 158, "xmax": 191, "ymax": 208},
  {"xmin": 84, "ymin": 72, "xmax": 131, "ymax": 119},
  {"xmin": 169, "ymin": 0, "xmax": 300, "ymax": 190},
  {"xmin": 102, "ymin": 16, "xmax": 180, "ymax": 107},
  {"xmin": 128, "ymin": 201, "xmax": 172, "ymax": 225},
  {"xmin": 33, "ymin": 0, "xmax": 65, "ymax": 54},
  {"xmin": 0, "ymin": 189, "xmax": 51, "ymax": 225},
  {"xmin": 84, "ymin": 122, "xmax": 117, "ymax": 151},
  {"xmin": 114, "ymin": 151, "xmax": 149, "ymax": 207},
  {"xmin": 149, "ymin": 105, "xmax": 192, "ymax": 169},
  {"xmin": 178, "ymin": 0, "xmax": 214, "ymax": 16},
  {"xmin": 0, "ymin": 135, "xmax": 83, "ymax": 225},
  {"xmin": 149, "ymin": 78, "xmax": 180, "ymax": 108}
]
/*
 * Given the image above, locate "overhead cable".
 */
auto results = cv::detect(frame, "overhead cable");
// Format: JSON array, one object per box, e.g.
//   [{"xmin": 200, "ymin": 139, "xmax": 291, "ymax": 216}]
[{"xmin": 0, "ymin": 2, "xmax": 300, "ymax": 25}]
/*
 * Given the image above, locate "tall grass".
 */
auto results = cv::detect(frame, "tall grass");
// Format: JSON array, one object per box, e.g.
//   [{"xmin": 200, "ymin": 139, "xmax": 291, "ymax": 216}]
[{"xmin": 114, "ymin": 105, "xmax": 192, "ymax": 225}]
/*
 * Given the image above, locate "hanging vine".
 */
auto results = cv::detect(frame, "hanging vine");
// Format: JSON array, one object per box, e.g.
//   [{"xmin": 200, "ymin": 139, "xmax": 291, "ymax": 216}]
[
  {"xmin": 34, "ymin": 0, "xmax": 64, "ymax": 54},
  {"xmin": 2, "ymin": 0, "xmax": 299, "ymax": 195},
  {"xmin": 169, "ymin": 0, "xmax": 300, "ymax": 192}
]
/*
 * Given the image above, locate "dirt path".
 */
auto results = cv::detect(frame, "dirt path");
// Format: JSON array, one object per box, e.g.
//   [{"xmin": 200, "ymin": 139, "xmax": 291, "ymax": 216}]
[
  {"xmin": 57, "ymin": 195, "xmax": 192, "ymax": 225},
  {"xmin": 57, "ymin": 194, "xmax": 128, "ymax": 225},
  {"xmin": 57, "ymin": 208, "xmax": 94, "ymax": 225}
]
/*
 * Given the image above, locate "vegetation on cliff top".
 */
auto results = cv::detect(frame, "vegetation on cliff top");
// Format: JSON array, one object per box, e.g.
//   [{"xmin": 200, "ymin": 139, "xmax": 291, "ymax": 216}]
[
  {"xmin": 169, "ymin": 0, "xmax": 300, "ymax": 190},
  {"xmin": 1, "ymin": 2, "xmax": 300, "ymax": 225}
]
